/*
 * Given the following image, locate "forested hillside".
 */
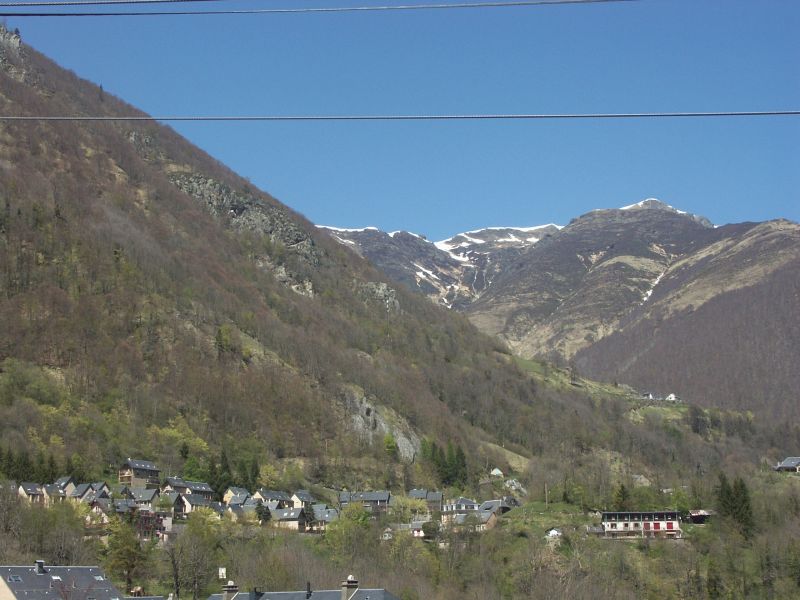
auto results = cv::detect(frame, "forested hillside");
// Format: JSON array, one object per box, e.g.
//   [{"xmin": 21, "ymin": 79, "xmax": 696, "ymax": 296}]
[{"xmin": 2, "ymin": 23, "xmax": 799, "ymax": 488}]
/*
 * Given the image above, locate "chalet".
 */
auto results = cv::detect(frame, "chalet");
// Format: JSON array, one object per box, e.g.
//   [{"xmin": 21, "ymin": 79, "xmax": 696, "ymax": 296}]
[
  {"xmin": 451, "ymin": 510, "xmax": 497, "ymax": 532},
  {"xmin": 600, "ymin": 511, "xmax": 682, "ymax": 539},
  {"xmin": 775, "ymin": 457, "xmax": 800, "ymax": 472},
  {"xmin": 310, "ymin": 504, "xmax": 339, "ymax": 533},
  {"xmin": 223, "ymin": 487, "xmax": 250, "ymax": 505},
  {"xmin": 408, "ymin": 489, "xmax": 444, "ymax": 513},
  {"xmin": 119, "ymin": 458, "xmax": 160, "ymax": 489},
  {"xmin": 291, "ymin": 490, "xmax": 316, "ymax": 509},
  {"xmin": 226, "ymin": 493, "xmax": 250, "ymax": 507},
  {"xmin": 441, "ymin": 497, "xmax": 478, "ymax": 524},
  {"xmin": 53, "ymin": 475, "xmax": 76, "ymax": 497},
  {"xmin": 131, "ymin": 488, "xmax": 160, "ymax": 510},
  {"xmin": 339, "ymin": 491, "xmax": 391, "ymax": 516},
  {"xmin": 687, "ymin": 509, "xmax": 715, "ymax": 524},
  {"xmin": 71, "ymin": 483, "xmax": 110, "ymax": 504},
  {"xmin": 17, "ymin": 483, "xmax": 44, "ymax": 504},
  {"xmin": 162, "ymin": 477, "xmax": 215, "ymax": 500},
  {"xmin": 252, "ymin": 489, "xmax": 292, "ymax": 507},
  {"xmin": 271, "ymin": 507, "xmax": 311, "ymax": 532},
  {"xmin": 0, "ymin": 561, "xmax": 124, "ymax": 600},
  {"xmin": 178, "ymin": 494, "xmax": 223, "ymax": 516},
  {"xmin": 479, "ymin": 499, "xmax": 512, "ymax": 516},
  {"xmin": 41, "ymin": 484, "xmax": 65, "ymax": 506},
  {"xmin": 91, "ymin": 482, "xmax": 111, "ymax": 497},
  {"xmin": 226, "ymin": 504, "xmax": 258, "ymax": 523}
]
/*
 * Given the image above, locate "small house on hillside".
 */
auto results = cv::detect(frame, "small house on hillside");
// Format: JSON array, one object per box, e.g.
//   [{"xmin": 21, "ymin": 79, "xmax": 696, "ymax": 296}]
[
  {"xmin": 54, "ymin": 475, "xmax": 76, "ymax": 497},
  {"xmin": 253, "ymin": 489, "xmax": 292, "ymax": 508},
  {"xmin": 339, "ymin": 491, "xmax": 391, "ymax": 516},
  {"xmin": 17, "ymin": 482, "xmax": 44, "ymax": 504},
  {"xmin": 119, "ymin": 458, "xmax": 161, "ymax": 488},
  {"xmin": 271, "ymin": 507, "xmax": 311, "ymax": 532},
  {"xmin": 42, "ymin": 484, "xmax": 66, "ymax": 506},
  {"xmin": 163, "ymin": 477, "xmax": 215, "ymax": 500},
  {"xmin": 223, "ymin": 487, "xmax": 250, "ymax": 504},
  {"xmin": 775, "ymin": 457, "xmax": 800, "ymax": 472},
  {"xmin": 408, "ymin": 489, "xmax": 444, "ymax": 513},
  {"xmin": 441, "ymin": 497, "xmax": 478, "ymax": 524},
  {"xmin": 291, "ymin": 490, "xmax": 316, "ymax": 509}
]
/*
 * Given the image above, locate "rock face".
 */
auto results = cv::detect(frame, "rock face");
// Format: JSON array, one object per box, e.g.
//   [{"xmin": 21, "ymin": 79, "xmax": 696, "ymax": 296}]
[{"xmin": 321, "ymin": 200, "xmax": 800, "ymax": 417}]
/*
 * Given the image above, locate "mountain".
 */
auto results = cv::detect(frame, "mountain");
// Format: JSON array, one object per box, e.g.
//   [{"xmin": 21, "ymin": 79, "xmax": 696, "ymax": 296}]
[
  {"xmin": 321, "ymin": 200, "xmax": 800, "ymax": 418},
  {"xmin": 318, "ymin": 224, "xmax": 561, "ymax": 310}
]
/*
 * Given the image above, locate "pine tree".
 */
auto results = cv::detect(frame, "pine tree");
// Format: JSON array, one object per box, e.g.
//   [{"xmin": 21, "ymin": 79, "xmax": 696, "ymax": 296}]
[
  {"xmin": 715, "ymin": 474, "xmax": 735, "ymax": 518},
  {"xmin": 732, "ymin": 477, "xmax": 755, "ymax": 539},
  {"xmin": 249, "ymin": 458, "xmax": 260, "ymax": 492},
  {"xmin": 613, "ymin": 483, "xmax": 632, "ymax": 511}
]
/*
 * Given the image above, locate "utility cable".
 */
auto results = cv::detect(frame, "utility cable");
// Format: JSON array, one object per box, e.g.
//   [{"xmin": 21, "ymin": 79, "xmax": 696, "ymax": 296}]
[
  {"xmin": 0, "ymin": 0, "xmax": 224, "ymax": 7},
  {"xmin": 1, "ymin": 110, "xmax": 799, "ymax": 122},
  {"xmin": 0, "ymin": 0, "xmax": 641, "ymax": 17}
]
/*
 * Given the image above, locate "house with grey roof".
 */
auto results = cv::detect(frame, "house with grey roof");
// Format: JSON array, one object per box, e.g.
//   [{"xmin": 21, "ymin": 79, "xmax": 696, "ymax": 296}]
[
  {"xmin": 119, "ymin": 458, "xmax": 160, "ymax": 489},
  {"xmin": 408, "ymin": 489, "xmax": 444, "ymax": 513},
  {"xmin": 0, "ymin": 561, "xmax": 124, "ymax": 600},
  {"xmin": 252, "ymin": 489, "xmax": 292, "ymax": 507},
  {"xmin": 131, "ymin": 488, "xmax": 160, "ymax": 510},
  {"xmin": 17, "ymin": 483, "xmax": 44, "ymax": 504},
  {"xmin": 41, "ymin": 484, "xmax": 65, "ymax": 507},
  {"xmin": 441, "ymin": 497, "xmax": 479, "ymax": 524},
  {"xmin": 222, "ymin": 487, "xmax": 250, "ymax": 504},
  {"xmin": 290, "ymin": 490, "xmax": 315, "ymax": 510},
  {"xmin": 775, "ymin": 457, "xmax": 800, "ymax": 472},
  {"xmin": 162, "ymin": 478, "xmax": 215, "ymax": 500},
  {"xmin": 53, "ymin": 476, "xmax": 76, "ymax": 497},
  {"xmin": 270, "ymin": 507, "xmax": 311, "ymax": 532},
  {"xmin": 479, "ymin": 499, "xmax": 512, "ymax": 516},
  {"xmin": 310, "ymin": 504, "xmax": 339, "ymax": 533},
  {"xmin": 338, "ymin": 491, "xmax": 391, "ymax": 516}
]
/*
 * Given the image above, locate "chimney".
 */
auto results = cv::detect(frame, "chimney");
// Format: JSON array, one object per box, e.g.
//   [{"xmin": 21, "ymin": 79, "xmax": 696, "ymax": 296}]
[
  {"xmin": 35, "ymin": 560, "xmax": 46, "ymax": 575},
  {"xmin": 340, "ymin": 575, "xmax": 358, "ymax": 600},
  {"xmin": 305, "ymin": 581, "xmax": 312, "ymax": 599},
  {"xmin": 222, "ymin": 580, "xmax": 238, "ymax": 600}
]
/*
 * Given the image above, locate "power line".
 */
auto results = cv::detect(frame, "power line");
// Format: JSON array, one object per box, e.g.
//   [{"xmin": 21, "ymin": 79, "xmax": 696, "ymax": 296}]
[
  {"xmin": 0, "ymin": 0, "xmax": 222, "ymax": 7},
  {"xmin": 2, "ymin": 110, "xmax": 799, "ymax": 121},
  {"xmin": 0, "ymin": 0, "xmax": 640, "ymax": 17}
]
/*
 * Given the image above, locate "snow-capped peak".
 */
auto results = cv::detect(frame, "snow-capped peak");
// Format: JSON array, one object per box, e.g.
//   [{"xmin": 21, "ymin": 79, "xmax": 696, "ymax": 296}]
[
  {"xmin": 317, "ymin": 225, "xmax": 380, "ymax": 233},
  {"xmin": 619, "ymin": 198, "xmax": 687, "ymax": 214}
]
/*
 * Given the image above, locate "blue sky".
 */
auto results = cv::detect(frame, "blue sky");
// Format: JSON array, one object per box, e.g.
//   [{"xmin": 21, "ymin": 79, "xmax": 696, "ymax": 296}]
[{"xmin": 5, "ymin": 0, "xmax": 799, "ymax": 240}]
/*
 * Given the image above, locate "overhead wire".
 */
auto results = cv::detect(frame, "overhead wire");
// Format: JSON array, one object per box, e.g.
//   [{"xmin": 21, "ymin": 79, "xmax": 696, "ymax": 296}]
[
  {"xmin": 0, "ymin": 0, "xmax": 225, "ymax": 6},
  {"xmin": 2, "ymin": 110, "xmax": 799, "ymax": 122},
  {"xmin": 0, "ymin": 0, "xmax": 640, "ymax": 17}
]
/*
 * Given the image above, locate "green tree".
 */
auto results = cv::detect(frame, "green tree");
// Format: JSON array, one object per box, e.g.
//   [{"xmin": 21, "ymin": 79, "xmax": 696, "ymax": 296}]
[
  {"xmin": 384, "ymin": 433, "xmax": 399, "ymax": 461},
  {"xmin": 325, "ymin": 503, "xmax": 373, "ymax": 561},
  {"xmin": 106, "ymin": 517, "xmax": 151, "ymax": 592},
  {"xmin": 613, "ymin": 483, "xmax": 633, "ymax": 511},
  {"xmin": 732, "ymin": 477, "xmax": 755, "ymax": 539},
  {"xmin": 715, "ymin": 474, "xmax": 735, "ymax": 518}
]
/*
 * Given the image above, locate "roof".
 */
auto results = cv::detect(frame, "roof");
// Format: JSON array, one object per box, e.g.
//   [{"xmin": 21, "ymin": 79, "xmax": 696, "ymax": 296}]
[
  {"xmin": 447, "ymin": 497, "xmax": 478, "ymax": 508},
  {"xmin": 479, "ymin": 499, "xmax": 510, "ymax": 513},
  {"xmin": 777, "ymin": 457, "xmax": 800, "ymax": 469},
  {"xmin": 408, "ymin": 489, "xmax": 442, "ymax": 502},
  {"xmin": 0, "ymin": 564, "xmax": 123, "ymax": 600},
  {"xmin": 182, "ymin": 494, "xmax": 211, "ymax": 507},
  {"xmin": 312, "ymin": 505, "xmax": 339, "ymax": 523},
  {"xmin": 18, "ymin": 483, "xmax": 43, "ymax": 496},
  {"xmin": 121, "ymin": 458, "xmax": 160, "ymax": 472},
  {"xmin": 227, "ymin": 493, "xmax": 250, "ymax": 507},
  {"xmin": 255, "ymin": 489, "xmax": 292, "ymax": 502},
  {"xmin": 164, "ymin": 478, "xmax": 213, "ymax": 493},
  {"xmin": 71, "ymin": 483, "xmax": 93, "ymax": 498},
  {"xmin": 54, "ymin": 476, "xmax": 74, "ymax": 489},
  {"xmin": 271, "ymin": 508, "xmax": 306, "ymax": 521},
  {"xmin": 226, "ymin": 487, "xmax": 250, "ymax": 496},
  {"xmin": 292, "ymin": 490, "xmax": 315, "ymax": 502},
  {"xmin": 339, "ymin": 491, "xmax": 391, "ymax": 503},
  {"xmin": 132, "ymin": 488, "xmax": 159, "ymax": 502},
  {"xmin": 41, "ymin": 485, "xmax": 64, "ymax": 498}
]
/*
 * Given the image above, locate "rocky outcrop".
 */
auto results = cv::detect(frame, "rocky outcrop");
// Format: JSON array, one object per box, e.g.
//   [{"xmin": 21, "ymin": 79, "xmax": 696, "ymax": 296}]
[
  {"xmin": 355, "ymin": 281, "xmax": 400, "ymax": 312},
  {"xmin": 339, "ymin": 384, "xmax": 421, "ymax": 462},
  {"xmin": 169, "ymin": 172, "xmax": 319, "ymax": 295}
]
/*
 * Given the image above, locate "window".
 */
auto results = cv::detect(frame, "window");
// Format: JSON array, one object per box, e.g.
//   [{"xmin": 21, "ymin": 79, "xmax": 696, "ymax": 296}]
[
  {"xmin": 667, "ymin": 522, "xmax": 674, "ymax": 530},
  {"xmin": 7, "ymin": 575, "xmax": 23, "ymax": 583},
  {"xmin": 94, "ymin": 576, "xmax": 104, "ymax": 581},
  {"xmin": 654, "ymin": 522, "xmax": 661, "ymax": 530},
  {"xmin": 52, "ymin": 576, "xmax": 62, "ymax": 582}
]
